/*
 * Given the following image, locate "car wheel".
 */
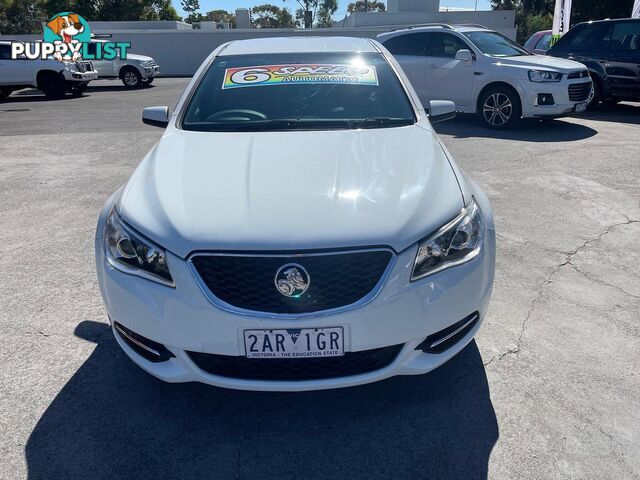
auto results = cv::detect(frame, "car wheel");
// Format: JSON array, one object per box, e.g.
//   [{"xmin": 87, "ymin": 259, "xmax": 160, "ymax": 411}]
[
  {"xmin": 70, "ymin": 83, "xmax": 87, "ymax": 96},
  {"xmin": 41, "ymin": 74, "xmax": 67, "ymax": 99},
  {"xmin": 141, "ymin": 77, "xmax": 154, "ymax": 87},
  {"xmin": 587, "ymin": 78, "xmax": 601, "ymax": 110},
  {"xmin": 479, "ymin": 86, "xmax": 521, "ymax": 129},
  {"xmin": 0, "ymin": 88, "xmax": 13, "ymax": 100},
  {"xmin": 121, "ymin": 68, "xmax": 142, "ymax": 89}
]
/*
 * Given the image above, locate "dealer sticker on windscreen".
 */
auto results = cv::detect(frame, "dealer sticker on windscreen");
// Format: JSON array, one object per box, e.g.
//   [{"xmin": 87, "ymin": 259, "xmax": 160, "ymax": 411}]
[
  {"xmin": 243, "ymin": 327, "xmax": 344, "ymax": 359},
  {"xmin": 222, "ymin": 64, "xmax": 378, "ymax": 89}
]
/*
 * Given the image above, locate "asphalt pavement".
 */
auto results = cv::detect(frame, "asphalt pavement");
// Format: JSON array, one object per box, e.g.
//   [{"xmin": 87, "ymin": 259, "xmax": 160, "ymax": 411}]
[{"xmin": 0, "ymin": 79, "xmax": 638, "ymax": 480}]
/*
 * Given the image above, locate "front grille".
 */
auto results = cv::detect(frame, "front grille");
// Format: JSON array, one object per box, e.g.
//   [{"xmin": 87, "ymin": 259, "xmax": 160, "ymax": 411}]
[
  {"xmin": 568, "ymin": 81, "xmax": 592, "ymax": 101},
  {"xmin": 187, "ymin": 344, "xmax": 403, "ymax": 380},
  {"xmin": 190, "ymin": 250, "xmax": 393, "ymax": 314},
  {"xmin": 568, "ymin": 70, "xmax": 589, "ymax": 79},
  {"xmin": 75, "ymin": 61, "xmax": 93, "ymax": 72}
]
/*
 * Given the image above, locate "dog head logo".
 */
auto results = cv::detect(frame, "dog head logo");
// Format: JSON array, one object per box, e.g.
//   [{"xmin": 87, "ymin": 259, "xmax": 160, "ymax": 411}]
[{"xmin": 43, "ymin": 12, "xmax": 91, "ymax": 60}]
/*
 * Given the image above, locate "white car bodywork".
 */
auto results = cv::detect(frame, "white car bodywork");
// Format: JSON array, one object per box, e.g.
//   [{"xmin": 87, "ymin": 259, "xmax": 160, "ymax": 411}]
[
  {"xmin": 95, "ymin": 36, "xmax": 496, "ymax": 391},
  {"xmin": 88, "ymin": 40, "xmax": 160, "ymax": 85},
  {"xmin": 377, "ymin": 25, "xmax": 593, "ymax": 120},
  {"xmin": 0, "ymin": 40, "xmax": 97, "ymax": 96}
]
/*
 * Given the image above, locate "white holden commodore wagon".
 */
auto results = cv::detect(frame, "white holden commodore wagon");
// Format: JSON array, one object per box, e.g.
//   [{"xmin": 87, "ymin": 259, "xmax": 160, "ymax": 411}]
[{"xmin": 95, "ymin": 36, "xmax": 496, "ymax": 391}]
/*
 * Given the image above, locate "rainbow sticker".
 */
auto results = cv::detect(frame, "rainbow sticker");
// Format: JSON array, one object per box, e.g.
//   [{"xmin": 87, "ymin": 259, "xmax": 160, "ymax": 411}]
[{"xmin": 222, "ymin": 64, "xmax": 378, "ymax": 89}]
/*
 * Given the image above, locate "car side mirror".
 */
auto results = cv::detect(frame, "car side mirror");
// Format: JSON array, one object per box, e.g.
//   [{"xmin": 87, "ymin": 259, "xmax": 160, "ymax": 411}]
[
  {"xmin": 142, "ymin": 106, "xmax": 169, "ymax": 128},
  {"xmin": 455, "ymin": 49, "xmax": 474, "ymax": 62},
  {"xmin": 428, "ymin": 100, "xmax": 456, "ymax": 123}
]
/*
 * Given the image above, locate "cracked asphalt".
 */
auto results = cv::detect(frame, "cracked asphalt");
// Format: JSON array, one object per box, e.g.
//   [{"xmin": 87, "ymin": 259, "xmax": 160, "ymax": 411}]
[{"xmin": 0, "ymin": 79, "xmax": 639, "ymax": 480}]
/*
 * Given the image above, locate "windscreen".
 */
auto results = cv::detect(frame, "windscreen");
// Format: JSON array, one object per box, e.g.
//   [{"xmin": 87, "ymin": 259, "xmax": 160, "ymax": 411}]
[
  {"xmin": 462, "ymin": 31, "xmax": 530, "ymax": 57},
  {"xmin": 181, "ymin": 52, "xmax": 416, "ymax": 132}
]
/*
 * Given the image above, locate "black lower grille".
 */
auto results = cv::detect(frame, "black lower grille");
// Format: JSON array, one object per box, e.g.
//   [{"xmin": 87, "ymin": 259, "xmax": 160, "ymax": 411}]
[
  {"xmin": 187, "ymin": 345, "xmax": 403, "ymax": 381},
  {"xmin": 568, "ymin": 81, "xmax": 592, "ymax": 101},
  {"xmin": 416, "ymin": 312, "xmax": 479, "ymax": 354},
  {"xmin": 190, "ymin": 250, "xmax": 393, "ymax": 314}
]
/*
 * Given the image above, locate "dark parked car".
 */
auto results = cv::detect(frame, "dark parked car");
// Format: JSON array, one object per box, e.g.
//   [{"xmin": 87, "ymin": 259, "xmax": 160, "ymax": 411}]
[
  {"xmin": 547, "ymin": 18, "xmax": 640, "ymax": 106},
  {"xmin": 523, "ymin": 29, "xmax": 552, "ymax": 55}
]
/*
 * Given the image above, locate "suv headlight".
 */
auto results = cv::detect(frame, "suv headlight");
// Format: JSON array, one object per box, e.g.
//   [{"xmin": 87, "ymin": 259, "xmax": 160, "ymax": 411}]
[
  {"xmin": 528, "ymin": 70, "xmax": 562, "ymax": 82},
  {"xmin": 411, "ymin": 198, "xmax": 484, "ymax": 281},
  {"xmin": 104, "ymin": 208, "xmax": 174, "ymax": 286}
]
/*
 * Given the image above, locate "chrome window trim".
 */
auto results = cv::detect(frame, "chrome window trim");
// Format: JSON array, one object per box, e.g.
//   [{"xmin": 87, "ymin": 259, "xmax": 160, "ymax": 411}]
[{"xmin": 187, "ymin": 247, "xmax": 397, "ymax": 319}]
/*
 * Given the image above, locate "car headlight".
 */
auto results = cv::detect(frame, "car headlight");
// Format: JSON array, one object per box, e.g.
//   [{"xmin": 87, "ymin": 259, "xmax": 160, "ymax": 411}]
[
  {"xmin": 64, "ymin": 62, "xmax": 78, "ymax": 72},
  {"xmin": 528, "ymin": 70, "xmax": 562, "ymax": 82},
  {"xmin": 411, "ymin": 198, "xmax": 484, "ymax": 281},
  {"xmin": 104, "ymin": 208, "xmax": 174, "ymax": 286}
]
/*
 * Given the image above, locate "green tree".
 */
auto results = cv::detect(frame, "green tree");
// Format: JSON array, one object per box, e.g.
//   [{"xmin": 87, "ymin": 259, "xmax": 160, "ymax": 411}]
[
  {"xmin": 315, "ymin": 0, "xmax": 336, "ymax": 27},
  {"xmin": 347, "ymin": 0, "xmax": 386, "ymax": 13},
  {"xmin": 181, "ymin": 0, "xmax": 201, "ymax": 23},
  {"xmin": 203, "ymin": 9, "xmax": 236, "ymax": 27},
  {"xmin": 491, "ymin": 0, "xmax": 635, "ymax": 43},
  {"xmin": 251, "ymin": 3, "xmax": 295, "ymax": 27}
]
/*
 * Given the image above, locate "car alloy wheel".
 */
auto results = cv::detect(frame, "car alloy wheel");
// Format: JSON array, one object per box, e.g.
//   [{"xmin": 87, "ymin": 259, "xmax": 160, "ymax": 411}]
[
  {"xmin": 482, "ymin": 92, "xmax": 512, "ymax": 127},
  {"xmin": 124, "ymin": 71, "xmax": 139, "ymax": 87}
]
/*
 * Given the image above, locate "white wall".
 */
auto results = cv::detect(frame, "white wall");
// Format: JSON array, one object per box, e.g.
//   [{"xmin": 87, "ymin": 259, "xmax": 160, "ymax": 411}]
[{"xmin": 1, "ymin": 22, "xmax": 517, "ymax": 77}]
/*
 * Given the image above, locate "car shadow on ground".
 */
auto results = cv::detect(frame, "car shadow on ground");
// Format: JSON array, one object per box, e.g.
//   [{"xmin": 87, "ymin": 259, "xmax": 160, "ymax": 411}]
[
  {"xmin": 580, "ymin": 102, "xmax": 640, "ymax": 125},
  {"xmin": 434, "ymin": 114, "xmax": 598, "ymax": 142},
  {"xmin": 85, "ymin": 84, "xmax": 156, "ymax": 93},
  {"xmin": 25, "ymin": 320, "xmax": 498, "ymax": 480}
]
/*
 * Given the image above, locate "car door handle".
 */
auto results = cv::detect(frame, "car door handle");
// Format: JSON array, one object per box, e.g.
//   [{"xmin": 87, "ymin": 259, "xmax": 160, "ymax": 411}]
[{"xmin": 428, "ymin": 64, "xmax": 438, "ymax": 68}]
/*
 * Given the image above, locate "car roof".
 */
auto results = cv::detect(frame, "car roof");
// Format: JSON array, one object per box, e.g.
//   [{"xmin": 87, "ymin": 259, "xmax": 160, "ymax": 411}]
[
  {"xmin": 377, "ymin": 24, "xmax": 489, "ymax": 39},
  {"xmin": 219, "ymin": 36, "xmax": 379, "ymax": 56}
]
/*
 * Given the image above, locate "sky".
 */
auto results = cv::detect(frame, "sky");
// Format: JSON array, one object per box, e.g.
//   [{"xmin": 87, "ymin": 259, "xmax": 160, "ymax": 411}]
[{"xmin": 173, "ymin": 0, "xmax": 493, "ymax": 23}]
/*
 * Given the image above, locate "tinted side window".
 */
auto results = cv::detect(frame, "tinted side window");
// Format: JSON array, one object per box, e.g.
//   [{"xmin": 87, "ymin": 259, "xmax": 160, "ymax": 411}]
[
  {"xmin": 535, "ymin": 34, "xmax": 552, "ymax": 50},
  {"xmin": 383, "ymin": 33, "xmax": 429, "ymax": 56},
  {"xmin": 0, "ymin": 44, "xmax": 12, "ymax": 60},
  {"xmin": 609, "ymin": 21, "xmax": 640, "ymax": 51},
  {"xmin": 555, "ymin": 23, "xmax": 612, "ymax": 50},
  {"xmin": 424, "ymin": 32, "xmax": 470, "ymax": 58}
]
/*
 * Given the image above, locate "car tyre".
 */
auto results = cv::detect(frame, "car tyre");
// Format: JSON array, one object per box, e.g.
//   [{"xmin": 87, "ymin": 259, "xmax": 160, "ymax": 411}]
[
  {"xmin": 478, "ymin": 86, "xmax": 521, "ymax": 129},
  {"xmin": 0, "ymin": 88, "xmax": 13, "ymax": 100},
  {"xmin": 41, "ymin": 74, "xmax": 67, "ymax": 100},
  {"xmin": 587, "ymin": 78, "xmax": 602, "ymax": 110},
  {"xmin": 141, "ymin": 77, "xmax": 154, "ymax": 87},
  {"xmin": 70, "ymin": 82, "xmax": 88, "ymax": 96},
  {"xmin": 121, "ymin": 67, "xmax": 142, "ymax": 89}
]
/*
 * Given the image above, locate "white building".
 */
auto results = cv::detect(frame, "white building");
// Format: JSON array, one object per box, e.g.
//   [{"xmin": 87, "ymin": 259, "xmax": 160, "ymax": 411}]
[{"xmin": 334, "ymin": 0, "xmax": 515, "ymax": 38}]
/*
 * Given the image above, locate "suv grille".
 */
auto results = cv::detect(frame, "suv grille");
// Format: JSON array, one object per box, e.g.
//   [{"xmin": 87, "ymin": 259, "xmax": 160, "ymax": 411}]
[
  {"xmin": 190, "ymin": 249, "xmax": 393, "ymax": 315},
  {"xmin": 568, "ymin": 81, "xmax": 592, "ymax": 101},
  {"xmin": 75, "ymin": 61, "xmax": 93, "ymax": 72},
  {"xmin": 187, "ymin": 345, "xmax": 403, "ymax": 380}
]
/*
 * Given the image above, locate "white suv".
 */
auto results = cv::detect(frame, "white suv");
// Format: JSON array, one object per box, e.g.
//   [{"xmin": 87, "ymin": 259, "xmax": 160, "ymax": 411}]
[
  {"xmin": 87, "ymin": 40, "xmax": 160, "ymax": 88},
  {"xmin": 0, "ymin": 41, "xmax": 98, "ymax": 100},
  {"xmin": 378, "ymin": 24, "xmax": 593, "ymax": 128}
]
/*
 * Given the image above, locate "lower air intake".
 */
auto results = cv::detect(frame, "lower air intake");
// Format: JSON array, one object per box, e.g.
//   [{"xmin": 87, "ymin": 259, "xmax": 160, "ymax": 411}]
[{"xmin": 187, "ymin": 344, "xmax": 403, "ymax": 381}]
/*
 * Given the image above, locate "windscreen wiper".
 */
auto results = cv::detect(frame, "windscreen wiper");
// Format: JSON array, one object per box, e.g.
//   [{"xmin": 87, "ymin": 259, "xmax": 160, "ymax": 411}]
[{"xmin": 350, "ymin": 117, "xmax": 414, "ymax": 129}]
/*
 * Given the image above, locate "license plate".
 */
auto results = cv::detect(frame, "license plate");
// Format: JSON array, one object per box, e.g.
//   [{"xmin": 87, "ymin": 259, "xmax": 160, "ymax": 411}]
[
  {"xmin": 575, "ymin": 102, "xmax": 588, "ymax": 112},
  {"xmin": 243, "ymin": 327, "xmax": 344, "ymax": 359}
]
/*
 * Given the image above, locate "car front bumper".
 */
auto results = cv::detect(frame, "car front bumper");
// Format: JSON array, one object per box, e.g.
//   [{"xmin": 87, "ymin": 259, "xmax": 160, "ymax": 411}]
[
  {"xmin": 95, "ymin": 192, "xmax": 496, "ymax": 392},
  {"xmin": 517, "ymin": 78, "xmax": 593, "ymax": 118},
  {"xmin": 141, "ymin": 64, "xmax": 160, "ymax": 79},
  {"xmin": 63, "ymin": 70, "xmax": 98, "ymax": 82}
]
